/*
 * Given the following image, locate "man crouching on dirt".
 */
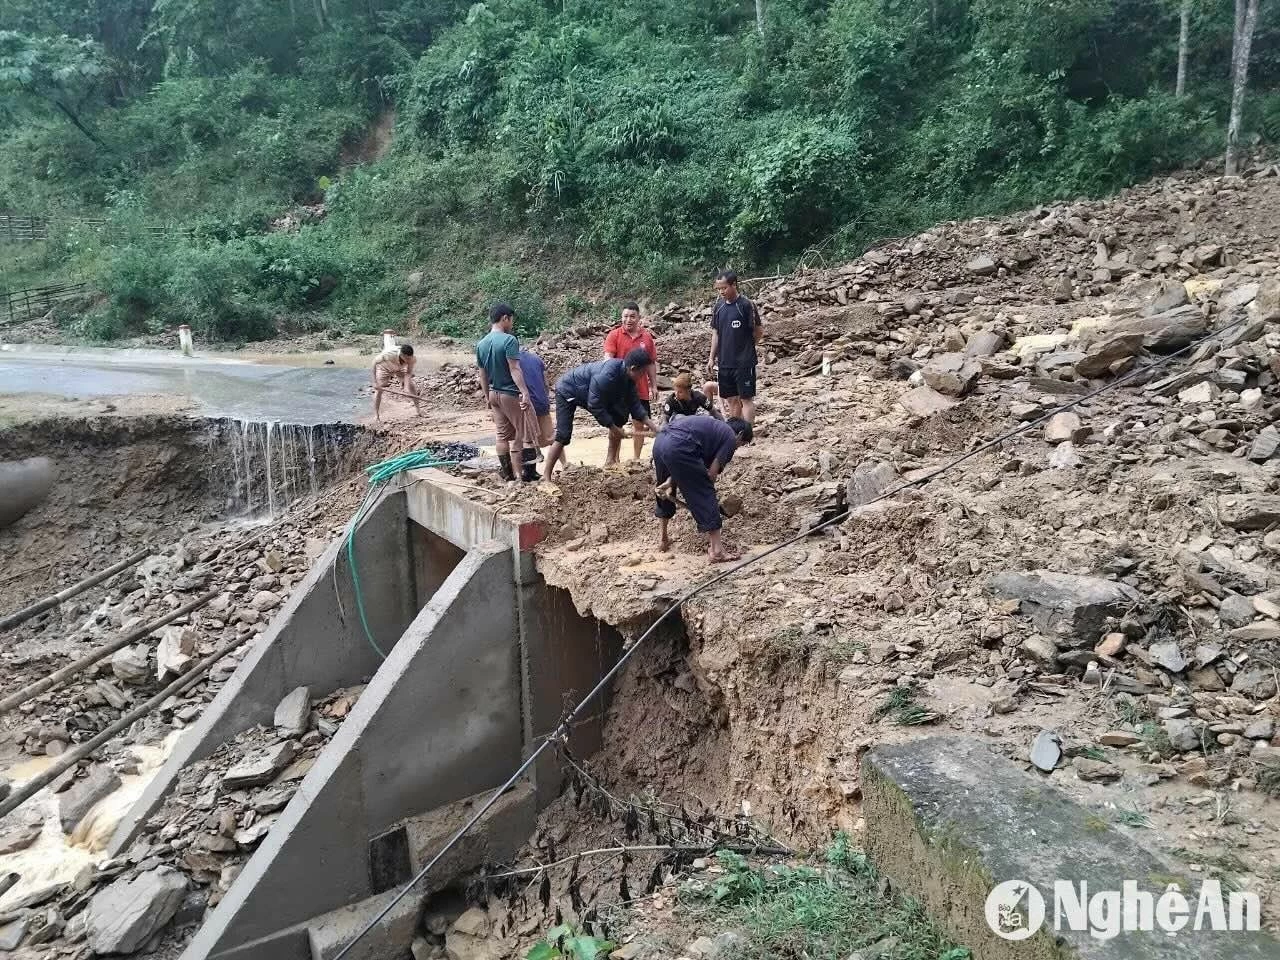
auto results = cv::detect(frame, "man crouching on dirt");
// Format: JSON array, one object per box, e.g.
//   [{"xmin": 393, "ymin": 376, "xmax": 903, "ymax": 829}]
[
  {"xmin": 542, "ymin": 347, "xmax": 661, "ymax": 478},
  {"xmin": 654, "ymin": 415, "xmax": 752, "ymax": 564}
]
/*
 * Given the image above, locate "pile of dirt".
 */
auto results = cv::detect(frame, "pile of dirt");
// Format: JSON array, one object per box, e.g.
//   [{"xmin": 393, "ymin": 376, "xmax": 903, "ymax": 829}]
[{"xmin": 409, "ymin": 162, "xmax": 1280, "ymax": 946}]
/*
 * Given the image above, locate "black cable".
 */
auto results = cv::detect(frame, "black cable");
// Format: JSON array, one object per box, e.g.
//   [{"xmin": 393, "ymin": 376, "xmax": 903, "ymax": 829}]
[{"xmin": 333, "ymin": 309, "xmax": 1250, "ymax": 958}]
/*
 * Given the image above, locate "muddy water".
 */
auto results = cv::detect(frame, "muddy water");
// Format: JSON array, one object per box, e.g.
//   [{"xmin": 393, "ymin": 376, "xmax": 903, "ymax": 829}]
[{"xmin": 0, "ymin": 734, "xmax": 179, "ymax": 910}]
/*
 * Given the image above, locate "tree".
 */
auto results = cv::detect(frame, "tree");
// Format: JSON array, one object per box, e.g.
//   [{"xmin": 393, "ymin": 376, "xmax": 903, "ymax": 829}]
[
  {"xmin": 1224, "ymin": 0, "xmax": 1261, "ymax": 175},
  {"xmin": 0, "ymin": 31, "xmax": 108, "ymax": 144},
  {"xmin": 1176, "ymin": 0, "xmax": 1190, "ymax": 95}
]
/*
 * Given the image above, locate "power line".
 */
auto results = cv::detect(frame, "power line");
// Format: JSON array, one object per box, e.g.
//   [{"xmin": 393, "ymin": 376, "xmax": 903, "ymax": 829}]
[{"xmin": 333, "ymin": 308, "xmax": 1251, "ymax": 958}]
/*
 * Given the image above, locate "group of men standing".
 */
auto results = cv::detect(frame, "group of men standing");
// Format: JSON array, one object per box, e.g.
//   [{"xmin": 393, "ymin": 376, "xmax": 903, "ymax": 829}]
[{"xmin": 467, "ymin": 269, "xmax": 764, "ymax": 562}]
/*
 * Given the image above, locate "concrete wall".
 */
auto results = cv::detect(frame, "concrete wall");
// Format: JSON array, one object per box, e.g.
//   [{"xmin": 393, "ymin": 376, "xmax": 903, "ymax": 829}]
[
  {"xmin": 185, "ymin": 541, "xmax": 524, "ymax": 960},
  {"xmin": 110, "ymin": 491, "xmax": 419, "ymax": 856}
]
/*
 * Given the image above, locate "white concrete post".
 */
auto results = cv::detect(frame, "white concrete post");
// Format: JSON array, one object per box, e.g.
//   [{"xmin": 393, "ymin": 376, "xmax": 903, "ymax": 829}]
[
  {"xmin": 178, "ymin": 324, "xmax": 194, "ymax": 357},
  {"xmin": 382, "ymin": 329, "xmax": 397, "ymax": 352}
]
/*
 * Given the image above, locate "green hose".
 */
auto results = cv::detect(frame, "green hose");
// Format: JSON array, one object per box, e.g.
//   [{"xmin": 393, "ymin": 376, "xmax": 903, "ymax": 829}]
[{"xmin": 345, "ymin": 448, "xmax": 464, "ymax": 659}]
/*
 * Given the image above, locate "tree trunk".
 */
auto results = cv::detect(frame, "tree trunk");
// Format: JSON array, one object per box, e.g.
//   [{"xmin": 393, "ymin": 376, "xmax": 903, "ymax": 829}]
[
  {"xmin": 755, "ymin": 0, "xmax": 765, "ymax": 35},
  {"xmin": 1175, "ymin": 0, "xmax": 1190, "ymax": 96},
  {"xmin": 52, "ymin": 98, "xmax": 105, "ymax": 146},
  {"xmin": 1225, "ymin": 0, "xmax": 1260, "ymax": 176}
]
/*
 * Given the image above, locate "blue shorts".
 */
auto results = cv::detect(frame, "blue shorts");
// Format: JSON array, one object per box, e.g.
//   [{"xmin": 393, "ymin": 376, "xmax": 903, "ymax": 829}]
[{"xmin": 717, "ymin": 366, "xmax": 756, "ymax": 400}]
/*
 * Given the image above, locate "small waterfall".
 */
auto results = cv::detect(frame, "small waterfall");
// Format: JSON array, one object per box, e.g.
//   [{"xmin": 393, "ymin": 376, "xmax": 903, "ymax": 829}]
[{"xmin": 204, "ymin": 419, "xmax": 369, "ymax": 519}]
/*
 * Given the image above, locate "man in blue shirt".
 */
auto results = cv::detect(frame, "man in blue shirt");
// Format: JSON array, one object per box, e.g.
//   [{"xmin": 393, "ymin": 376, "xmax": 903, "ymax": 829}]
[
  {"xmin": 542, "ymin": 348, "xmax": 660, "ymax": 478},
  {"xmin": 653, "ymin": 415, "xmax": 752, "ymax": 564},
  {"xmin": 475, "ymin": 303, "xmax": 536, "ymax": 482},
  {"xmin": 518, "ymin": 348, "xmax": 552, "ymax": 449}
]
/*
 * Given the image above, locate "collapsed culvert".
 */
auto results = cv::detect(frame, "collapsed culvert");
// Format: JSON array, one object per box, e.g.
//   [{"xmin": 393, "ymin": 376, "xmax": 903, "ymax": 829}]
[{"xmin": 0, "ymin": 414, "xmax": 391, "ymax": 956}]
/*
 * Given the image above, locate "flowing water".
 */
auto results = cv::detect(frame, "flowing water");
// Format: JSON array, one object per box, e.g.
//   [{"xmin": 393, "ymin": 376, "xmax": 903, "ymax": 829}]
[
  {"xmin": 0, "ymin": 734, "xmax": 179, "ymax": 911},
  {"xmin": 209, "ymin": 418, "xmax": 368, "ymax": 519}
]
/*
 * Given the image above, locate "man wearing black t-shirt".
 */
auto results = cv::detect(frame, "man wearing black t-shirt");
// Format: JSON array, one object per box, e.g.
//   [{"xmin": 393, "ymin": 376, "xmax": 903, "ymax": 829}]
[{"xmin": 707, "ymin": 269, "xmax": 764, "ymax": 423}]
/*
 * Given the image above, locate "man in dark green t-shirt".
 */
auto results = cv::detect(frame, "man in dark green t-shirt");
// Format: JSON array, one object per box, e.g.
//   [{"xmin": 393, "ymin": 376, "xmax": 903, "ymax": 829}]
[{"xmin": 476, "ymin": 302, "xmax": 536, "ymax": 482}]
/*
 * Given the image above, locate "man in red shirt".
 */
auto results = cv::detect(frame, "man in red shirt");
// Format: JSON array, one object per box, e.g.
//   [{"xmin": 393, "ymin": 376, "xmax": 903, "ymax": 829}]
[{"xmin": 603, "ymin": 301, "xmax": 658, "ymax": 464}]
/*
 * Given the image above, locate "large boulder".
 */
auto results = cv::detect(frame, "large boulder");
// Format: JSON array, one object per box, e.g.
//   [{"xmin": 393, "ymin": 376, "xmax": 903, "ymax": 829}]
[
  {"xmin": 0, "ymin": 458, "xmax": 54, "ymax": 530},
  {"xmin": 59, "ymin": 766, "xmax": 122, "ymax": 834},
  {"xmin": 921, "ymin": 352, "xmax": 982, "ymax": 397},
  {"xmin": 86, "ymin": 867, "xmax": 187, "ymax": 955},
  {"xmin": 989, "ymin": 570, "xmax": 1141, "ymax": 645},
  {"xmin": 1111, "ymin": 305, "xmax": 1208, "ymax": 353}
]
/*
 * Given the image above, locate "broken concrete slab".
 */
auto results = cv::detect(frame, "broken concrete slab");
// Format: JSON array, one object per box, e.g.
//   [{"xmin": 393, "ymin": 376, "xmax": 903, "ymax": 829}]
[
  {"xmin": 58, "ymin": 766, "xmax": 122, "ymax": 834},
  {"xmin": 988, "ymin": 570, "xmax": 1140, "ymax": 645},
  {"xmin": 862, "ymin": 736, "xmax": 1280, "ymax": 960},
  {"xmin": 86, "ymin": 867, "xmax": 187, "ymax": 955}
]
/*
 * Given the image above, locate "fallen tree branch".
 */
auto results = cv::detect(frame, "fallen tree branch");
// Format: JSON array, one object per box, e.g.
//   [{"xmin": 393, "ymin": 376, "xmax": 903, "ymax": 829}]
[{"xmin": 487, "ymin": 842, "xmax": 794, "ymax": 880}]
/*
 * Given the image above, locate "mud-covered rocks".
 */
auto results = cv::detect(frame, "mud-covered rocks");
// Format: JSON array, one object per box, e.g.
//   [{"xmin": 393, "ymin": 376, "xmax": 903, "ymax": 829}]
[
  {"xmin": 58, "ymin": 765, "xmax": 122, "ymax": 834},
  {"xmin": 989, "ymin": 570, "xmax": 1141, "ymax": 645}
]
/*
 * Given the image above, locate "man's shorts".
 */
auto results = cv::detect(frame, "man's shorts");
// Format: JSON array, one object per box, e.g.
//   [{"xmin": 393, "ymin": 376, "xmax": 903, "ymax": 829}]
[
  {"xmin": 553, "ymin": 390, "xmax": 578, "ymax": 446},
  {"xmin": 717, "ymin": 366, "xmax": 756, "ymax": 400},
  {"xmin": 374, "ymin": 362, "xmax": 403, "ymax": 390},
  {"xmin": 536, "ymin": 413, "xmax": 553, "ymax": 446},
  {"xmin": 488, "ymin": 390, "xmax": 528, "ymax": 445},
  {"xmin": 632, "ymin": 399, "xmax": 652, "ymax": 424}
]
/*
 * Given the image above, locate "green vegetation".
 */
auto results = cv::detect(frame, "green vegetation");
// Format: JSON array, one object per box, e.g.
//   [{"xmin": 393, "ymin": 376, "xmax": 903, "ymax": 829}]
[
  {"xmin": 526, "ymin": 924, "xmax": 614, "ymax": 960},
  {"xmin": 679, "ymin": 840, "xmax": 970, "ymax": 959},
  {"xmin": 874, "ymin": 683, "xmax": 940, "ymax": 726},
  {"xmin": 2, "ymin": 0, "xmax": 1278, "ymax": 341}
]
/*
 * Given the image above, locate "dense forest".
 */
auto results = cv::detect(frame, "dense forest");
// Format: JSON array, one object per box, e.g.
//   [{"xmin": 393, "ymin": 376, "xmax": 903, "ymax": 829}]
[{"xmin": 0, "ymin": 0, "xmax": 1277, "ymax": 341}]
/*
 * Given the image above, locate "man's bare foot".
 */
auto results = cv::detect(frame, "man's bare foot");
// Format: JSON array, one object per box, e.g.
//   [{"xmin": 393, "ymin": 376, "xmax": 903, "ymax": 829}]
[
  {"xmin": 659, "ymin": 535, "xmax": 671, "ymax": 552},
  {"xmin": 708, "ymin": 549, "xmax": 740, "ymax": 564}
]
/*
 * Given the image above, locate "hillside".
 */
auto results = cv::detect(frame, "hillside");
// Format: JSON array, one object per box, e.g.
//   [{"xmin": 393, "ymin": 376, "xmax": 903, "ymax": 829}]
[{"xmin": 1, "ymin": 0, "xmax": 1278, "ymax": 343}]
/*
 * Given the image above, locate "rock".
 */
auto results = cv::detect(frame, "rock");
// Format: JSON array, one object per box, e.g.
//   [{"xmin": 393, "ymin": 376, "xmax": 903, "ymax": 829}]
[
  {"xmin": 446, "ymin": 907, "xmax": 500, "ymax": 960},
  {"xmin": 989, "ymin": 570, "xmax": 1141, "ymax": 644},
  {"xmin": 1145, "ymin": 283, "xmax": 1189, "ymax": 315},
  {"xmin": 0, "ymin": 778, "xmax": 8, "ymax": 803},
  {"xmin": 1249, "ymin": 425, "xmax": 1280, "ymax": 462},
  {"xmin": 1113, "ymin": 304, "xmax": 1207, "ymax": 353},
  {"xmin": 1244, "ymin": 717, "xmax": 1275, "ymax": 741},
  {"xmin": 964, "ymin": 330, "xmax": 1005, "ymax": 357},
  {"xmin": 610, "ymin": 945, "xmax": 646, "ymax": 960},
  {"xmin": 1030, "ymin": 729, "xmax": 1062, "ymax": 772},
  {"xmin": 1095, "ymin": 633, "xmax": 1126, "ymax": 657},
  {"xmin": 0, "ymin": 918, "xmax": 28, "ymax": 951},
  {"xmin": 1010, "ymin": 401, "xmax": 1043, "ymax": 422},
  {"xmin": 1099, "ymin": 731, "xmax": 1140, "ymax": 747},
  {"xmin": 1219, "ymin": 594, "xmax": 1257, "ymax": 628},
  {"xmin": 156, "ymin": 626, "xmax": 197, "ymax": 680},
  {"xmin": 1020, "ymin": 634, "xmax": 1059, "ymax": 664},
  {"xmin": 921, "ymin": 352, "xmax": 981, "ymax": 397},
  {"xmin": 222, "ymin": 742, "xmax": 298, "ymax": 789},
  {"xmin": 1074, "ymin": 757, "xmax": 1121, "ymax": 782},
  {"xmin": 95, "ymin": 680, "xmax": 128, "ymax": 709},
  {"xmin": 59, "ymin": 766, "xmax": 122, "ymax": 834},
  {"xmin": 686, "ymin": 936, "xmax": 717, "ymax": 958},
  {"xmin": 1219, "ymin": 495, "xmax": 1280, "ymax": 531},
  {"xmin": 1049, "ymin": 275, "xmax": 1074, "ymax": 302},
  {"xmin": 1188, "ymin": 666, "xmax": 1226, "ymax": 691},
  {"xmin": 1240, "ymin": 387, "xmax": 1265, "ymax": 412},
  {"xmin": 250, "ymin": 590, "xmax": 281, "ymax": 611},
  {"xmin": 967, "ymin": 254, "xmax": 997, "ymax": 275},
  {"xmin": 1177, "ymin": 381, "xmax": 1218, "ymax": 405},
  {"xmin": 274, "ymin": 687, "xmax": 311, "ymax": 737},
  {"xmin": 1075, "ymin": 334, "xmax": 1143, "ymax": 379},
  {"xmin": 1221, "ymin": 282, "xmax": 1259, "ymax": 309},
  {"xmin": 0, "ymin": 809, "xmax": 42, "ymax": 855},
  {"xmin": 110, "ymin": 644, "xmax": 150, "ymax": 685},
  {"xmin": 898, "ymin": 385, "xmax": 958, "ymax": 417},
  {"xmin": 719, "ymin": 493, "xmax": 744, "ymax": 517},
  {"xmin": 847, "ymin": 461, "xmax": 898, "ymax": 508},
  {"xmin": 1164, "ymin": 718, "xmax": 1204, "ymax": 753},
  {"xmin": 1232, "ymin": 667, "xmax": 1278, "ymax": 700},
  {"xmin": 1048, "ymin": 441, "xmax": 1081, "ymax": 470},
  {"xmin": 1147, "ymin": 641, "xmax": 1186, "ymax": 673},
  {"xmin": 1044, "ymin": 412, "xmax": 1085, "ymax": 444},
  {"xmin": 86, "ymin": 867, "xmax": 187, "ymax": 955},
  {"xmin": 1253, "ymin": 276, "xmax": 1280, "ymax": 321}
]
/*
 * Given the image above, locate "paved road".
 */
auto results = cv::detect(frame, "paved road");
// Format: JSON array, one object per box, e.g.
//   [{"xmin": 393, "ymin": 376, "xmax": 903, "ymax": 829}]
[{"xmin": 0, "ymin": 346, "xmax": 374, "ymax": 423}]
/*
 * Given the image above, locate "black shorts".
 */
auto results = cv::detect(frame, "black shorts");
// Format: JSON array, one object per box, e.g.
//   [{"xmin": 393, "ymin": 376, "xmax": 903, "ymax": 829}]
[
  {"xmin": 553, "ymin": 390, "xmax": 578, "ymax": 446},
  {"xmin": 633, "ymin": 399, "xmax": 652, "ymax": 422},
  {"xmin": 717, "ymin": 366, "xmax": 757, "ymax": 400}
]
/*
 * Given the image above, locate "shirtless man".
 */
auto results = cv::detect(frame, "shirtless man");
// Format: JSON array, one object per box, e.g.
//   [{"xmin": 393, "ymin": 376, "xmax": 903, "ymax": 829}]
[{"xmin": 372, "ymin": 344, "xmax": 421, "ymax": 421}]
